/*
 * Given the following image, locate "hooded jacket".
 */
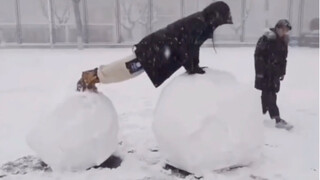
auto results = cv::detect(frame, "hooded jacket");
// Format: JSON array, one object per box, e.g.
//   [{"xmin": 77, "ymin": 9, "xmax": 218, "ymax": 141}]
[
  {"xmin": 134, "ymin": 1, "xmax": 233, "ymax": 87},
  {"xmin": 254, "ymin": 28, "xmax": 288, "ymax": 92}
]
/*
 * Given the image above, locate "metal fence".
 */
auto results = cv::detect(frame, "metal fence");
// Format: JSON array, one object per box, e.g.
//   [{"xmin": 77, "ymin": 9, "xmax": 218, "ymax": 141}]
[{"xmin": 0, "ymin": 0, "xmax": 318, "ymax": 47}]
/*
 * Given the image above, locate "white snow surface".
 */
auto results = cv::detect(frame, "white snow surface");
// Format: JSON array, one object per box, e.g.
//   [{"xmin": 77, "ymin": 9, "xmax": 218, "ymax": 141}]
[
  {"xmin": 26, "ymin": 92, "xmax": 118, "ymax": 171},
  {"xmin": 0, "ymin": 47, "xmax": 318, "ymax": 180},
  {"xmin": 153, "ymin": 69, "xmax": 263, "ymax": 175}
]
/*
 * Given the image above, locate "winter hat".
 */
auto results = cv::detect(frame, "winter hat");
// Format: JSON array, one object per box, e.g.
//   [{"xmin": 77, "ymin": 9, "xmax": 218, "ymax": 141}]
[{"xmin": 275, "ymin": 19, "xmax": 292, "ymax": 30}]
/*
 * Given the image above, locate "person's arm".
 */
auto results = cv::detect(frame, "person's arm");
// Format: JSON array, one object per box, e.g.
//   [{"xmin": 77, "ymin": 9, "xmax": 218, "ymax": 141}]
[
  {"xmin": 181, "ymin": 17, "xmax": 208, "ymax": 74},
  {"xmin": 278, "ymin": 47, "xmax": 288, "ymax": 80},
  {"xmin": 254, "ymin": 36, "xmax": 270, "ymax": 79},
  {"xmin": 270, "ymin": 45, "xmax": 288, "ymax": 81},
  {"xmin": 182, "ymin": 47, "xmax": 205, "ymax": 74}
]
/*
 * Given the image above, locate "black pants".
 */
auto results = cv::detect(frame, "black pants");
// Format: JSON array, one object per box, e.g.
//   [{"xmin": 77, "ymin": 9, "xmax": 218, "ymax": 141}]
[{"xmin": 261, "ymin": 90, "xmax": 280, "ymax": 119}]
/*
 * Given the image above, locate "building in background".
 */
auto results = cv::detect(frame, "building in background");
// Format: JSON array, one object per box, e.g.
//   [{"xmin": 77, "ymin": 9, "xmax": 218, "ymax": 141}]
[{"xmin": 0, "ymin": 0, "xmax": 318, "ymax": 48}]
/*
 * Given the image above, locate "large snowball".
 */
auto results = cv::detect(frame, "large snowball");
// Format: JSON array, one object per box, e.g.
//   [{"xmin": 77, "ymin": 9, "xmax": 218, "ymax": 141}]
[
  {"xmin": 153, "ymin": 69, "xmax": 263, "ymax": 175},
  {"xmin": 27, "ymin": 92, "xmax": 118, "ymax": 171}
]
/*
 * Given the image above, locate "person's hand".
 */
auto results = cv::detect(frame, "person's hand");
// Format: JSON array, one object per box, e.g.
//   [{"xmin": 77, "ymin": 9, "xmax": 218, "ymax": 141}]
[
  {"xmin": 76, "ymin": 68, "xmax": 100, "ymax": 92},
  {"xmin": 187, "ymin": 66, "xmax": 207, "ymax": 74},
  {"xmin": 279, "ymin": 75, "xmax": 284, "ymax": 81}
]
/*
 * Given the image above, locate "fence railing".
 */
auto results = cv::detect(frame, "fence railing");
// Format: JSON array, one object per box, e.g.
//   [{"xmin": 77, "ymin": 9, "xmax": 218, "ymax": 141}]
[{"xmin": 0, "ymin": 0, "xmax": 318, "ymax": 48}]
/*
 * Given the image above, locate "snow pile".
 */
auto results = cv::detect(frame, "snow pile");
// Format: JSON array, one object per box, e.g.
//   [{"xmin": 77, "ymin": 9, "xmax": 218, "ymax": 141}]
[
  {"xmin": 27, "ymin": 92, "xmax": 118, "ymax": 172},
  {"xmin": 153, "ymin": 68, "xmax": 264, "ymax": 175}
]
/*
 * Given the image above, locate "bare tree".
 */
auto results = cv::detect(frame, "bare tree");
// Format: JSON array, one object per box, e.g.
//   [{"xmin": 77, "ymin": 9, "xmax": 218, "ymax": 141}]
[
  {"xmin": 40, "ymin": 0, "xmax": 83, "ymax": 47},
  {"xmin": 120, "ymin": 0, "xmax": 147, "ymax": 41},
  {"xmin": 119, "ymin": 0, "xmax": 158, "ymax": 41},
  {"xmin": 230, "ymin": 7, "xmax": 250, "ymax": 36},
  {"xmin": 72, "ymin": 0, "xmax": 84, "ymax": 49},
  {"xmin": 39, "ymin": 0, "xmax": 72, "ymax": 45},
  {"xmin": 229, "ymin": 0, "xmax": 253, "ymax": 41},
  {"xmin": 39, "ymin": 0, "xmax": 71, "ymax": 25}
]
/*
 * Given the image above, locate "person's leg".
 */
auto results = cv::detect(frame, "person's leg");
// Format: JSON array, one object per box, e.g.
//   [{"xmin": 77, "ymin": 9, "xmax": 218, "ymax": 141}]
[
  {"xmin": 261, "ymin": 90, "xmax": 269, "ymax": 114},
  {"xmin": 264, "ymin": 91, "xmax": 293, "ymax": 130},
  {"xmin": 265, "ymin": 91, "xmax": 280, "ymax": 122},
  {"xmin": 97, "ymin": 54, "xmax": 144, "ymax": 84}
]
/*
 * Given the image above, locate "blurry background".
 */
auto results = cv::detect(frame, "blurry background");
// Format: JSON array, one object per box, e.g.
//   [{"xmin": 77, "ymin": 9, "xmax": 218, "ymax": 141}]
[{"xmin": 0, "ymin": 0, "xmax": 318, "ymax": 48}]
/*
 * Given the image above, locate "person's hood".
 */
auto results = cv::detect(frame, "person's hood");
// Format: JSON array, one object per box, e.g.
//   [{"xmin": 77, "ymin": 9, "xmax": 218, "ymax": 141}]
[{"xmin": 201, "ymin": 1, "xmax": 233, "ymax": 29}]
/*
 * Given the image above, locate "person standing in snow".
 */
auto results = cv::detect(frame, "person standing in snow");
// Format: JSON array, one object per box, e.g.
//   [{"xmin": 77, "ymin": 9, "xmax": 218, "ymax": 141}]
[
  {"xmin": 76, "ymin": 1, "xmax": 233, "ymax": 91},
  {"xmin": 254, "ymin": 19, "xmax": 293, "ymax": 130}
]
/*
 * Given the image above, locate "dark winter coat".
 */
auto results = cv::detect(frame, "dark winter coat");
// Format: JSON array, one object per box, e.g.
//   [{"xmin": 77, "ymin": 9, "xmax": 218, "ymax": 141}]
[
  {"xmin": 134, "ymin": 1, "xmax": 233, "ymax": 87},
  {"xmin": 254, "ymin": 28, "xmax": 288, "ymax": 93}
]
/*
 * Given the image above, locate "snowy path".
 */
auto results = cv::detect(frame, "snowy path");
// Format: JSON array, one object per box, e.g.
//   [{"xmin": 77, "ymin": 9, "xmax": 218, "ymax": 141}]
[{"xmin": 0, "ymin": 47, "xmax": 318, "ymax": 179}]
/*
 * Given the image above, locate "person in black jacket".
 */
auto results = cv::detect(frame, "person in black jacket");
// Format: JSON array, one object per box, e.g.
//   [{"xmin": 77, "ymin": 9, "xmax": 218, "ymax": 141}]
[
  {"xmin": 76, "ymin": 1, "xmax": 233, "ymax": 91},
  {"xmin": 254, "ymin": 19, "xmax": 293, "ymax": 130}
]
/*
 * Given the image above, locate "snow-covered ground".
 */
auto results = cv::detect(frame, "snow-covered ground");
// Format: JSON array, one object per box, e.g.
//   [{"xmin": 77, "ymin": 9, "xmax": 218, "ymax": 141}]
[{"xmin": 0, "ymin": 47, "xmax": 318, "ymax": 180}]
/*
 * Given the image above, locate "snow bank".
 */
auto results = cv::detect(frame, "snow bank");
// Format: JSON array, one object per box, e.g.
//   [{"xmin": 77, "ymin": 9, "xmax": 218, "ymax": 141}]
[
  {"xmin": 153, "ymin": 68, "xmax": 264, "ymax": 175},
  {"xmin": 27, "ymin": 92, "xmax": 118, "ymax": 172}
]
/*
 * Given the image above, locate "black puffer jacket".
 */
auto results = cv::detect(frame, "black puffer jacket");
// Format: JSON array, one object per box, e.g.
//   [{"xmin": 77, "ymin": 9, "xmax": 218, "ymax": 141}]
[
  {"xmin": 134, "ymin": 1, "xmax": 233, "ymax": 87},
  {"xmin": 254, "ymin": 28, "xmax": 288, "ymax": 92}
]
